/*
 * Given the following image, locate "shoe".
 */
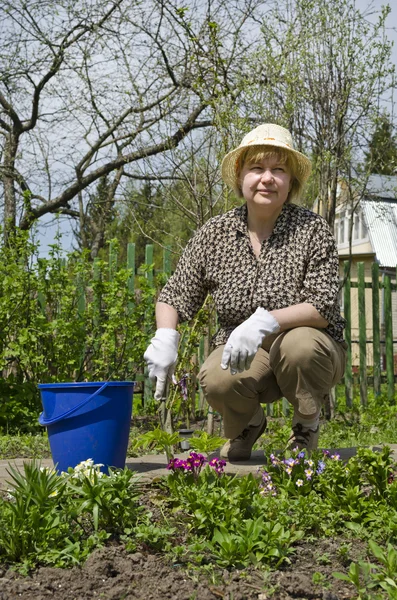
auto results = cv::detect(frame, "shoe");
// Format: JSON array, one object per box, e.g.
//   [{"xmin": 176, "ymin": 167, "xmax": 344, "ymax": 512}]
[
  {"xmin": 286, "ymin": 422, "xmax": 320, "ymax": 453},
  {"xmin": 220, "ymin": 406, "xmax": 267, "ymax": 461}
]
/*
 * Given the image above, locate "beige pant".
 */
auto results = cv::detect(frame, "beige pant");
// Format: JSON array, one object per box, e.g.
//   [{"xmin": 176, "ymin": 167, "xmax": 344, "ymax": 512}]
[{"xmin": 198, "ymin": 327, "xmax": 346, "ymax": 439}]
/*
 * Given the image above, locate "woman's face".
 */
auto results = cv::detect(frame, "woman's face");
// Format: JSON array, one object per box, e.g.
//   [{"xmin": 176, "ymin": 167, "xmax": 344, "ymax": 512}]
[{"xmin": 240, "ymin": 154, "xmax": 292, "ymax": 215}]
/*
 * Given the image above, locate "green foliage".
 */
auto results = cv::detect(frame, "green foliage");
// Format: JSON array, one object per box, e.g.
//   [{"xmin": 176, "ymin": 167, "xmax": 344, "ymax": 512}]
[
  {"xmin": 0, "ymin": 461, "xmax": 143, "ymax": 570},
  {"xmin": 0, "ymin": 233, "xmax": 156, "ymax": 383},
  {"xmin": 209, "ymin": 518, "xmax": 302, "ymax": 568},
  {"xmin": 0, "ymin": 232, "xmax": 158, "ymax": 433},
  {"xmin": 133, "ymin": 519, "xmax": 177, "ymax": 553},
  {"xmin": 0, "ymin": 432, "xmax": 50, "ymax": 458},
  {"xmin": 1, "ymin": 438, "xmax": 397, "ymax": 578},
  {"xmin": 188, "ymin": 431, "xmax": 227, "ymax": 455},
  {"xmin": 0, "ymin": 378, "xmax": 42, "ymax": 433},
  {"xmin": 0, "ymin": 462, "xmax": 70, "ymax": 564},
  {"xmin": 333, "ymin": 541, "xmax": 397, "ymax": 599},
  {"xmin": 131, "ymin": 427, "xmax": 181, "ymax": 461},
  {"xmin": 65, "ymin": 461, "xmax": 143, "ymax": 533},
  {"xmin": 365, "ymin": 113, "xmax": 397, "ymax": 175}
]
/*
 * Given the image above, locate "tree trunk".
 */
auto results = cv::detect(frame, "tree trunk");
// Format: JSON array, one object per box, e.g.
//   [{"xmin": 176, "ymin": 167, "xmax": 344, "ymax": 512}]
[{"xmin": 2, "ymin": 132, "xmax": 18, "ymax": 240}]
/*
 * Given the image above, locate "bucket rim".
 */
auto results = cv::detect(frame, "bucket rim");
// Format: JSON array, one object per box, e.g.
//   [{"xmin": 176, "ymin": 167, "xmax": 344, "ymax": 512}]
[{"xmin": 38, "ymin": 381, "xmax": 135, "ymax": 389}]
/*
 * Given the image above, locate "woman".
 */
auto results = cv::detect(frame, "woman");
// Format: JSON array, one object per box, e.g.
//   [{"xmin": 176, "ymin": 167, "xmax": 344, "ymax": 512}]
[{"xmin": 144, "ymin": 123, "xmax": 346, "ymax": 460}]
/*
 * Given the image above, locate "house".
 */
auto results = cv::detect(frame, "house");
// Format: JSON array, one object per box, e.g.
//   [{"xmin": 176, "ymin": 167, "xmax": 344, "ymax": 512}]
[{"xmin": 334, "ymin": 174, "xmax": 397, "ymax": 368}]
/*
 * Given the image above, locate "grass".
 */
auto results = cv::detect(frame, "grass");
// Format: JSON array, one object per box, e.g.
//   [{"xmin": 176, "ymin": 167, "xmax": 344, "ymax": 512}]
[{"xmin": 0, "ymin": 432, "xmax": 51, "ymax": 459}]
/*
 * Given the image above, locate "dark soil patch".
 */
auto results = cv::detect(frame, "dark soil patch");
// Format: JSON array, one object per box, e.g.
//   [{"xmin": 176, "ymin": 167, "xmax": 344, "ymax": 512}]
[{"xmin": 0, "ymin": 538, "xmax": 364, "ymax": 600}]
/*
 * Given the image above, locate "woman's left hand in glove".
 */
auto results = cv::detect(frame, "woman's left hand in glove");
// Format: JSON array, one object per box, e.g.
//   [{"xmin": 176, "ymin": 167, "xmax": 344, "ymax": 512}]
[{"xmin": 220, "ymin": 308, "xmax": 280, "ymax": 375}]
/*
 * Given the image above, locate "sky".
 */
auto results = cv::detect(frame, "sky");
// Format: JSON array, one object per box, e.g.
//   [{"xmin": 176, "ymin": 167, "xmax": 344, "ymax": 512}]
[
  {"xmin": 36, "ymin": 0, "xmax": 397, "ymax": 257},
  {"xmin": 361, "ymin": 0, "xmax": 397, "ymax": 73}
]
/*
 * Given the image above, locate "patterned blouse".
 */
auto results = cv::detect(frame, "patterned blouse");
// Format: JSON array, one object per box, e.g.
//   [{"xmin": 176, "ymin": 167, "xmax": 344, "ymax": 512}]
[{"xmin": 158, "ymin": 203, "xmax": 346, "ymax": 346}]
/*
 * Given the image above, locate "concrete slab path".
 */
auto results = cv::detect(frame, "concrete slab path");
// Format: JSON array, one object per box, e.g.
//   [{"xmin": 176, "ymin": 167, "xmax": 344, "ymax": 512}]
[{"xmin": 1, "ymin": 445, "xmax": 396, "ymax": 489}]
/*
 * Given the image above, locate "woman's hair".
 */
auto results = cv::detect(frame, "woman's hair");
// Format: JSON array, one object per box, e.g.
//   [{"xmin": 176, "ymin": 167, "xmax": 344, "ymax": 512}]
[{"xmin": 234, "ymin": 146, "xmax": 304, "ymax": 203}]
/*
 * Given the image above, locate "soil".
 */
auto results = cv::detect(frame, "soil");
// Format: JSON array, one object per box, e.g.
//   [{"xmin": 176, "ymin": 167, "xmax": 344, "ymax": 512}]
[{"xmin": 0, "ymin": 538, "xmax": 364, "ymax": 600}]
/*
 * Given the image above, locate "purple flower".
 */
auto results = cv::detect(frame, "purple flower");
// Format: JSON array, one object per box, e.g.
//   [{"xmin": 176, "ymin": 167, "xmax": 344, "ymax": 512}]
[
  {"xmin": 167, "ymin": 458, "xmax": 176, "ymax": 470},
  {"xmin": 297, "ymin": 451, "xmax": 306, "ymax": 459},
  {"xmin": 316, "ymin": 461, "xmax": 326, "ymax": 475},
  {"xmin": 208, "ymin": 457, "xmax": 226, "ymax": 475}
]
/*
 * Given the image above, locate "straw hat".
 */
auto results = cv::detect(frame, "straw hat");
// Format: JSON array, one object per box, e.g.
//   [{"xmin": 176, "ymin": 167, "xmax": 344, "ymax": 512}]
[{"xmin": 221, "ymin": 123, "xmax": 312, "ymax": 191}]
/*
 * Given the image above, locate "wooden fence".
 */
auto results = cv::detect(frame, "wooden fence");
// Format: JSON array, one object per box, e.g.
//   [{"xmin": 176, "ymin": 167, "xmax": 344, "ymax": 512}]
[
  {"xmin": 104, "ymin": 244, "xmax": 397, "ymax": 407},
  {"xmin": 342, "ymin": 260, "xmax": 396, "ymax": 406}
]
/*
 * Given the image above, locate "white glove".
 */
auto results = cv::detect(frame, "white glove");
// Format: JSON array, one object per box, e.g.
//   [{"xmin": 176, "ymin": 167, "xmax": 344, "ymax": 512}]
[
  {"xmin": 221, "ymin": 308, "xmax": 280, "ymax": 375},
  {"xmin": 144, "ymin": 328, "xmax": 180, "ymax": 401}
]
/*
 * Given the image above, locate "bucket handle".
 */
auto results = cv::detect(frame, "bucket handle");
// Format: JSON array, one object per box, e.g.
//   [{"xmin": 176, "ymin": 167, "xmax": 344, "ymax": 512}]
[{"xmin": 38, "ymin": 381, "xmax": 110, "ymax": 426}]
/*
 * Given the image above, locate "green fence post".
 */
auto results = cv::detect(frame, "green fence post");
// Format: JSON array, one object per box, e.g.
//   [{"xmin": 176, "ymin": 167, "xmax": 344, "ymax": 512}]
[
  {"xmin": 76, "ymin": 267, "xmax": 86, "ymax": 374},
  {"xmin": 163, "ymin": 246, "xmax": 171, "ymax": 277},
  {"xmin": 36, "ymin": 258, "xmax": 46, "ymax": 316},
  {"xmin": 372, "ymin": 262, "xmax": 381, "ymax": 396},
  {"xmin": 145, "ymin": 244, "xmax": 154, "ymax": 285},
  {"xmin": 343, "ymin": 261, "xmax": 353, "ymax": 407},
  {"xmin": 358, "ymin": 262, "xmax": 367, "ymax": 406},
  {"xmin": 384, "ymin": 274, "xmax": 395, "ymax": 403},
  {"xmin": 77, "ymin": 272, "xmax": 86, "ymax": 318},
  {"xmin": 144, "ymin": 244, "xmax": 154, "ymax": 405},
  {"xmin": 266, "ymin": 403, "xmax": 274, "ymax": 417},
  {"xmin": 37, "ymin": 291, "xmax": 46, "ymax": 316},
  {"xmin": 127, "ymin": 243, "xmax": 135, "ymax": 313},
  {"xmin": 108, "ymin": 241, "xmax": 117, "ymax": 281},
  {"xmin": 282, "ymin": 397, "xmax": 290, "ymax": 417},
  {"xmin": 93, "ymin": 258, "xmax": 101, "ymax": 329},
  {"xmin": 198, "ymin": 335, "xmax": 206, "ymax": 413}
]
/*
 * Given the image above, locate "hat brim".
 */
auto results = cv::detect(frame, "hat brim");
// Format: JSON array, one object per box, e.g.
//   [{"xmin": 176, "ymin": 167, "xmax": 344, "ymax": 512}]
[{"xmin": 221, "ymin": 141, "xmax": 312, "ymax": 192}]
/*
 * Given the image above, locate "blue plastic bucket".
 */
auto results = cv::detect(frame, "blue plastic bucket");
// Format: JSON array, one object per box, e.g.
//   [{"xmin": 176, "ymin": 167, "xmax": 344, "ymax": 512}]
[{"xmin": 38, "ymin": 381, "xmax": 134, "ymax": 473}]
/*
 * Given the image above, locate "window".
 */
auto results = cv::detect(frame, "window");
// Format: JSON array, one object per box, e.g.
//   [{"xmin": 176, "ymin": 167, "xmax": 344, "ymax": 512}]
[
  {"xmin": 361, "ymin": 214, "xmax": 368, "ymax": 239},
  {"xmin": 353, "ymin": 213, "xmax": 360, "ymax": 240},
  {"xmin": 339, "ymin": 211, "xmax": 345, "ymax": 244}
]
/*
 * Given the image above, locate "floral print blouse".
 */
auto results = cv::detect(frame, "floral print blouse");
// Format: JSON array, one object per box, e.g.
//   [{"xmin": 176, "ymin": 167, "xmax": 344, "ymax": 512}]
[{"xmin": 158, "ymin": 203, "xmax": 345, "ymax": 346}]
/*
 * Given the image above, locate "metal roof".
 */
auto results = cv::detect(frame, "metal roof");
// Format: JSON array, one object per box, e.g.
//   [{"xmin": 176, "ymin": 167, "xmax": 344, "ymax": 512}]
[
  {"xmin": 366, "ymin": 174, "xmax": 397, "ymax": 200},
  {"xmin": 362, "ymin": 198, "xmax": 397, "ymax": 268}
]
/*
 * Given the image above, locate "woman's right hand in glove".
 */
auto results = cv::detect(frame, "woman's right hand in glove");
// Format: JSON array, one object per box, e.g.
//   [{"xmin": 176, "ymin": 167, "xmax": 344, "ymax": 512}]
[{"xmin": 144, "ymin": 328, "xmax": 180, "ymax": 401}]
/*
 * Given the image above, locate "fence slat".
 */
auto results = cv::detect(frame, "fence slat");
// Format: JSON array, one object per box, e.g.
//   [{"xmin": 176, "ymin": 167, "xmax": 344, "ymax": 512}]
[
  {"xmin": 108, "ymin": 241, "xmax": 117, "ymax": 281},
  {"xmin": 372, "ymin": 262, "xmax": 381, "ymax": 396},
  {"xmin": 357, "ymin": 263, "xmax": 367, "ymax": 406},
  {"xmin": 384, "ymin": 274, "xmax": 395, "ymax": 402},
  {"xmin": 343, "ymin": 261, "xmax": 353, "ymax": 407},
  {"xmin": 143, "ymin": 244, "xmax": 154, "ymax": 405},
  {"xmin": 93, "ymin": 258, "xmax": 101, "ymax": 328},
  {"xmin": 163, "ymin": 246, "xmax": 171, "ymax": 277},
  {"xmin": 127, "ymin": 243, "xmax": 135, "ymax": 313},
  {"xmin": 145, "ymin": 244, "xmax": 154, "ymax": 285},
  {"xmin": 77, "ymin": 273, "xmax": 86, "ymax": 318}
]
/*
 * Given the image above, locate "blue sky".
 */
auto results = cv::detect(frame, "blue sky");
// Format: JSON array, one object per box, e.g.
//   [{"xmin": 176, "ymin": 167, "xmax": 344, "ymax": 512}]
[{"xmin": 361, "ymin": 0, "xmax": 397, "ymax": 64}]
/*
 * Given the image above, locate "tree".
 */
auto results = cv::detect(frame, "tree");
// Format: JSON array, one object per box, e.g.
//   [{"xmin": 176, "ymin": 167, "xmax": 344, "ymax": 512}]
[
  {"xmin": 244, "ymin": 0, "xmax": 395, "ymax": 227},
  {"xmin": 365, "ymin": 113, "xmax": 397, "ymax": 175},
  {"xmin": 74, "ymin": 174, "xmax": 120, "ymax": 259},
  {"xmin": 0, "ymin": 0, "xmax": 266, "ymax": 243}
]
